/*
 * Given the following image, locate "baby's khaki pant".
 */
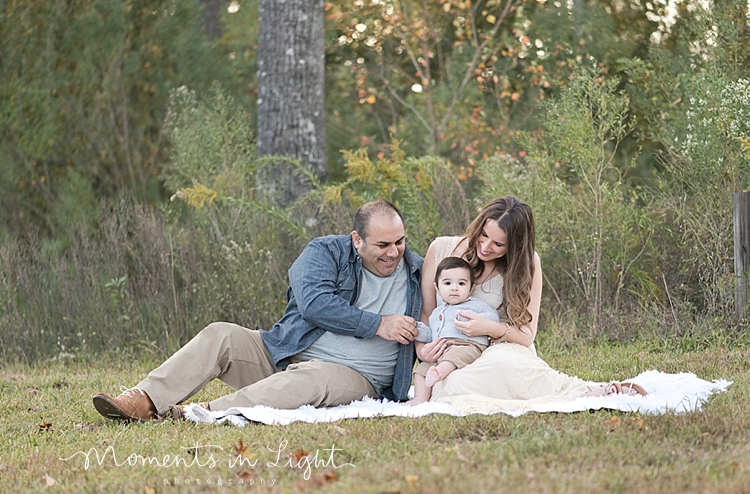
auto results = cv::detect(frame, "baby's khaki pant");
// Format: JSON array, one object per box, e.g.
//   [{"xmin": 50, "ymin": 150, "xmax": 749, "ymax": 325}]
[{"xmin": 137, "ymin": 322, "xmax": 376, "ymax": 414}]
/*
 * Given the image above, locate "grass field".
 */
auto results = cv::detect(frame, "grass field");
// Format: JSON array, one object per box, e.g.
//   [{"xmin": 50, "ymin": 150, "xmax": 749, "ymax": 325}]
[{"xmin": 1, "ymin": 339, "xmax": 748, "ymax": 493}]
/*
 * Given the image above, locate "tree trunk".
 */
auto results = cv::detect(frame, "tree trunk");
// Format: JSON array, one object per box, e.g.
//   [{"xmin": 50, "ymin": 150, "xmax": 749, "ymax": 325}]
[{"xmin": 257, "ymin": 0, "xmax": 328, "ymax": 205}]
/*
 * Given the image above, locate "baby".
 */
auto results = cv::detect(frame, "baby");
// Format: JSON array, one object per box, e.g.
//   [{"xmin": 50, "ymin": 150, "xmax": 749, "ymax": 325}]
[{"xmin": 408, "ymin": 256, "xmax": 500, "ymax": 405}]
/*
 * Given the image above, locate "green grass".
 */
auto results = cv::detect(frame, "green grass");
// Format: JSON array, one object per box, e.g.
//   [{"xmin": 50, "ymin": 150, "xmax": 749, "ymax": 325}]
[{"xmin": 1, "ymin": 340, "xmax": 748, "ymax": 493}]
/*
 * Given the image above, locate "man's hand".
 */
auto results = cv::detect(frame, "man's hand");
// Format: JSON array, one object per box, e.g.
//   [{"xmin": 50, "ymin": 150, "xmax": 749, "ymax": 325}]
[{"xmin": 376, "ymin": 315, "xmax": 418, "ymax": 344}]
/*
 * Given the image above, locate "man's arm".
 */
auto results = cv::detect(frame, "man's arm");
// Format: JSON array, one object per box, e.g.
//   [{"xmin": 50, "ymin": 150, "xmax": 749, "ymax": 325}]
[{"xmin": 287, "ymin": 238, "xmax": 381, "ymax": 339}]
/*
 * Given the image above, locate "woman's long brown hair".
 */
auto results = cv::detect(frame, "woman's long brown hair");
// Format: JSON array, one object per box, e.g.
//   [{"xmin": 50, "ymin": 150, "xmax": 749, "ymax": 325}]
[{"xmin": 462, "ymin": 196, "xmax": 536, "ymax": 329}]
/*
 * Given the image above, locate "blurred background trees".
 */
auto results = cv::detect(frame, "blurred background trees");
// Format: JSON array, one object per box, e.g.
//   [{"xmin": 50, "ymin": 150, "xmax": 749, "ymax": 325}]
[{"xmin": 1, "ymin": 0, "xmax": 749, "ymax": 361}]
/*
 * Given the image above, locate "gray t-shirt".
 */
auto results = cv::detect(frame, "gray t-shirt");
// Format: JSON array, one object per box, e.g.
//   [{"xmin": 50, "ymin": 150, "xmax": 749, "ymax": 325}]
[{"xmin": 295, "ymin": 258, "xmax": 407, "ymax": 393}]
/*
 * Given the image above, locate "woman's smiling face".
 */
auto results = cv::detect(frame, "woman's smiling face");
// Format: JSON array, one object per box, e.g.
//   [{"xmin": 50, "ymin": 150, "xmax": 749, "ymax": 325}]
[{"xmin": 476, "ymin": 219, "xmax": 507, "ymax": 262}]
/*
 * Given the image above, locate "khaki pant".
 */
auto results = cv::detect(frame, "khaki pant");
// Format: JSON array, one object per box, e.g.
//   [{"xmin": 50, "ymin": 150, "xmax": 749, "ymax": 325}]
[
  {"xmin": 137, "ymin": 322, "xmax": 376, "ymax": 414},
  {"xmin": 414, "ymin": 338, "xmax": 487, "ymax": 377}
]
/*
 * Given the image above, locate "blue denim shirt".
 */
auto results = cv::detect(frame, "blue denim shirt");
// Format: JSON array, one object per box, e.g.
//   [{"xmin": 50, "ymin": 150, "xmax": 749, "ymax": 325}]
[{"xmin": 260, "ymin": 234, "xmax": 423, "ymax": 401}]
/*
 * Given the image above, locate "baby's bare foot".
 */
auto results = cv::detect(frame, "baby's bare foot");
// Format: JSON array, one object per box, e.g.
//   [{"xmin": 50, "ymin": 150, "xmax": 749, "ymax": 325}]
[{"xmin": 424, "ymin": 366, "xmax": 442, "ymax": 388}]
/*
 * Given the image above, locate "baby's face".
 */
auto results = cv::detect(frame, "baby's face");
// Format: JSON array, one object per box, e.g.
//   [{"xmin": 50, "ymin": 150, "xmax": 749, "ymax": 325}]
[{"xmin": 436, "ymin": 267, "xmax": 473, "ymax": 305}]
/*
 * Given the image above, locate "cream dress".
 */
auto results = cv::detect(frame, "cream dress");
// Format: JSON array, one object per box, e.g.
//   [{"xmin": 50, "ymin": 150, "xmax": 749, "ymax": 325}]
[{"xmin": 428, "ymin": 237, "xmax": 591, "ymax": 414}]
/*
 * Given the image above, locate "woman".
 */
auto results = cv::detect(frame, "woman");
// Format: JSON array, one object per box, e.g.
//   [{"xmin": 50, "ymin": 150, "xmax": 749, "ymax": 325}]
[{"xmin": 417, "ymin": 196, "xmax": 645, "ymax": 413}]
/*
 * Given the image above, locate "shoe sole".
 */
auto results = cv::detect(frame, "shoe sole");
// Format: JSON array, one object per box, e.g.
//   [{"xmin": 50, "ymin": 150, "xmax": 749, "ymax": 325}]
[{"xmin": 92, "ymin": 394, "xmax": 139, "ymax": 421}]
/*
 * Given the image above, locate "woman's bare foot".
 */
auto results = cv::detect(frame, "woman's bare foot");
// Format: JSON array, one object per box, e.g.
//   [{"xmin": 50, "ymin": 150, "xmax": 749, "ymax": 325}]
[
  {"xmin": 424, "ymin": 366, "xmax": 442, "ymax": 388},
  {"xmin": 403, "ymin": 398, "xmax": 428, "ymax": 406}
]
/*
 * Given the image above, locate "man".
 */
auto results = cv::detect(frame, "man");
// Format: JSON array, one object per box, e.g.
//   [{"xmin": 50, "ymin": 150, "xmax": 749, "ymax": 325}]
[{"xmin": 92, "ymin": 200, "xmax": 422, "ymax": 421}]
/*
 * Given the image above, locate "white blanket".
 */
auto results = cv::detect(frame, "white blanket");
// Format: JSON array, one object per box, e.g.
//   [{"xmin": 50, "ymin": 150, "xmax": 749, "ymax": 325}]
[{"xmin": 183, "ymin": 370, "xmax": 731, "ymax": 426}]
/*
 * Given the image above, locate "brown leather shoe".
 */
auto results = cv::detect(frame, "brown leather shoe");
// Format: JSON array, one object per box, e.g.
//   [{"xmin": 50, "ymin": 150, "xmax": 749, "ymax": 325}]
[{"xmin": 92, "ymin": 388, "xmax": 157, "ymax": 421}]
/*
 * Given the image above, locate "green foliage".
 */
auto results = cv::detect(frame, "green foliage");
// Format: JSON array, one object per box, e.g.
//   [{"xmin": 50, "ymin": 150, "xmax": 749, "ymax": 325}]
[
  {"xmin": 4, "ymin": 0, "xmax": 750, "ymax": 358},
  {"xmin": 163, "ymin": 84, "xmax": 313, "ymax": 247},
  {"xmin": 649, "ymin": 74, "xmax": 750, "ymax": 316},
  {"xmin": 326, "ymin": 0, "xmax": 530, "ymax": 163},
  {"xmin": 0, "ymin": 0, "xmax": 242, "ymax": 236},
  {"xmin": 478, "ymin": 66, "xmax": 658, "ymax": 330},
  {"xmin": 620, "ymin": 0, "xmax": 750, "ymax": 317},
  {"xmin": 314, "ymin": 139, "xmax": 469, "ymax": 254},
  {"xmin": 164, "ymin": 80, "xmax": 469, "ymax": 256},
  {"xmin": 163, "ymin": 83, "xmax": 258, "ymax": 197}
]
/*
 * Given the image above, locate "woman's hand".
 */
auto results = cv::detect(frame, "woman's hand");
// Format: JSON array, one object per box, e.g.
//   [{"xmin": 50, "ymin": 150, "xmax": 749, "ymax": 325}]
[
  {"xmin": 454, "ymin": 311, "xmax": 501, "ymax": 338},
  {"xmin": 416, "ymin": 339, "xmax": 447, "ymax": 362}
]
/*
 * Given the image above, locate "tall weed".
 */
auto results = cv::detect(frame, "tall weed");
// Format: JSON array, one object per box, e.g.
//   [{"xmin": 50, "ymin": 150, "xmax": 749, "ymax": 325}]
[{"xmin": 477, "ymin": 67, "xmax": 658, "ymax": 335}]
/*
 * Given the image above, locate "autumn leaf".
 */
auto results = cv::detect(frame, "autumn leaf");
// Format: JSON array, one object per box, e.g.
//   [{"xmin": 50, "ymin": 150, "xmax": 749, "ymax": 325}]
[
  {"xmin": 237, "ymin": 469, "xmax": 257, "ymax": 481},
  {"xmin": 605, "ymin": 415, "xmax": 622, "ymax": 433},
  {"xmin": 309, "ymin": 470, "xmax": 339, "ymax": 488},
  {"xmin": 234, "ymin": 438, "xmax": 249, "ymax": 457},
  {"xmin": 293, "ymin": 448, "xmax": 310, "ymax": 462},
  {"xmin": 144, "ymin": 487, "xmax": 157, "ymax": 494},
  {"xmin": 405, "ymin": 474, "xmax": 419, "ymax": 486},
  {"xmin": 39, "ymin": 422, "xmax": 53, "ymax": 432},
  {"xmin": 43, "ymin": 474, "xmax": 56, "ymax": 486}
]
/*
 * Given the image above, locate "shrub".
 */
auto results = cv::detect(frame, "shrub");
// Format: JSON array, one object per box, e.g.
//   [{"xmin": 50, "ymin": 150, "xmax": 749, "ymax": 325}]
[{"xmin": 476, "ymin": 67, "xmax": 659, "ymax": 335}]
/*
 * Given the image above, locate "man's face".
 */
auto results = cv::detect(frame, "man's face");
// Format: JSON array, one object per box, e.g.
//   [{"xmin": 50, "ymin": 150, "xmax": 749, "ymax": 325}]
[
  {"xmin": 352, "ymin": 214, "xmax": 406, "ymax": 277},
  {"xmin": 435, "ymin": 267, "xmax": 473, "ymax": 305}
]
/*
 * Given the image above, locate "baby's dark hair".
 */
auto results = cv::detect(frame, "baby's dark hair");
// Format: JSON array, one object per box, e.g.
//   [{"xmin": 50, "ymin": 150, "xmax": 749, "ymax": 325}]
[{"xmin": 435, "ymin": 256, "xmax": 475, "ymax": 285}]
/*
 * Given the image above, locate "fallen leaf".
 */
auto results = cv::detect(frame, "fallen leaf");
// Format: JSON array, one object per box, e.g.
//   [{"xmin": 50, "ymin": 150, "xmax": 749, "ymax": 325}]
[
  {"xmin": 39, "ymin": 422, "xmax": 53, "ymax": 432},
  {"xmin": 144, "ymin": 487, "xmax": 156, "ymax": 494},
  {"xmin": 293, "ymin": 448, "xmax": 310, "ymax": 462},
  {"xmin": 234, "ymin": 438, "xmax": 249, "ymax": 456},
  {"xmin": 605, "ymin": 415, "xmax": 622, "ymax": 433},
  {"xmin": 43, "ymin": 474, "xmax": 56, "ymax": 486},
  {"xmin": 405, "ymin": 474, "xmax": 419, "ymax": 486},
  {"xmin": 325, "ymin": 471, "xmax": 338, "ymax": 480},
  {"xmin": 26, "ymin": 387, "xmax": 40, "ymax": 395},
  {"xmin": 309, "ymin": 470, "xmax": 338, "ymax": 488},
  {"xmin": 237, "ymin": 469, "xmax": 256, "ymax": 481}
]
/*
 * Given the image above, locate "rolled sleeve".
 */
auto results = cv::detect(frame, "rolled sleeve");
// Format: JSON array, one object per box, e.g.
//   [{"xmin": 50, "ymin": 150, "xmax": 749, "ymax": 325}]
[{"xmin": 354, "ymin": 310, "xmax": 381, "ymax": 339}]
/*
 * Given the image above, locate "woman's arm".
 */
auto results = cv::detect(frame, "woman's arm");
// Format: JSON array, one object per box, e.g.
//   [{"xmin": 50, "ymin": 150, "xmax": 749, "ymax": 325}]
[
  {"xmin": 417, "ymin": 240, "xmax": 448, "ymax": 359},
  {"xmin": 419, "ymin": 241, "xmax": 439, "ymax": 324},
  {"xmin": 455, "ymin": 252, "xmax": 543, "ymax": 347}
]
